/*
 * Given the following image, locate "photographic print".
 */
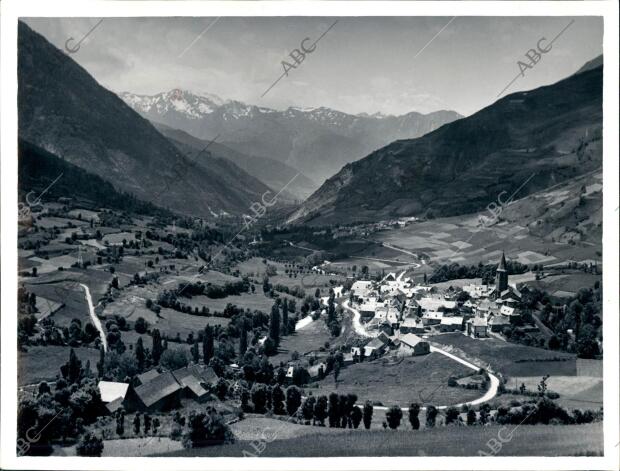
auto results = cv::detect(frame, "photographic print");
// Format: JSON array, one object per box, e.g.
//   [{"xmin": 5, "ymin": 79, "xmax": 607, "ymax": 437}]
[{"xmin": 1, "ymin": 1, "xmax": 618, "ymax": 469}]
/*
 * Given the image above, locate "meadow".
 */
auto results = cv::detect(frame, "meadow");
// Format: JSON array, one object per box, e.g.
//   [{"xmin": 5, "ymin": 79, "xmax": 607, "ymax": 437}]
[
  {"xmin": 312, "ymin": 353, "xmax": 481, "ymax": 407},
  {"xmin": 159, "ymin": 422, "xmax": 603, "ymax": 457},
  {"xmin": 429, "ymin": 333, "xmax": 576, "ymax": 378}
]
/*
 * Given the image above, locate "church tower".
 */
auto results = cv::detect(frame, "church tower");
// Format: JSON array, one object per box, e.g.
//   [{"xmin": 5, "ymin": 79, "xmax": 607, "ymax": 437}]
[{"xmin": 495, "ymin": 251, "xmax": 508, "ymax": 293}]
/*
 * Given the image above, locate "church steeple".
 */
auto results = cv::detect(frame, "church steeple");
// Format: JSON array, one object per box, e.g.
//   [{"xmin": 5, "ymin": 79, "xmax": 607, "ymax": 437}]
[{"xmin": 495, "ymin": 251, "xmax": 508, "ymax": 292}]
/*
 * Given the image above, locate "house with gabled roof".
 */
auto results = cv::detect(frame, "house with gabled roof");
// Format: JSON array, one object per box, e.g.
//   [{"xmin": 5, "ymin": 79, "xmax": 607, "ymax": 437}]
[
  {"xmin": 466, "ymin": 317, "xmax": 488, "ymax": 338},
  {"xmin": 136, "ymin": 368, "xmax": 160, "ymax": 385},
  {"xmin": 125, "ymin": 371, "xmax": 182, "ymax": 412},
  {"xmin": 399, "ymin": 333, "xmax": 430, "ymax": 356},
  {"xmin": 172, "ymin": 364, "xmax": 218, "ymax": 401},
  {"xmin": 439, "ymin": 316, "xmax": 465, "ymax": 332}
]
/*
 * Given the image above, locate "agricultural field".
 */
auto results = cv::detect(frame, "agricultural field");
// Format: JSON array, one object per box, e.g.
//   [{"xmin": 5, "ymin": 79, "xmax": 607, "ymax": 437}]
[
  {"xmin": 159, "ymin": 422, "xmax": 603, "ymax": 457},
  {"xmin": 312, "ymin": 353, "xmax": 482, "ymax": 407},
  {"xmin": 507, "ymin": 375, "xmax": 603, "ymax": 411},
  {"xmin": 429, "ymin": 333, "xmax": 576, "ymax": 378},
  {"xmin": 18, "ymin": 345, "xmax": 100, "ymax": 386},
  {"xmin": 270, "ymin": 318, "xmax": 333, "ymax": 365}
]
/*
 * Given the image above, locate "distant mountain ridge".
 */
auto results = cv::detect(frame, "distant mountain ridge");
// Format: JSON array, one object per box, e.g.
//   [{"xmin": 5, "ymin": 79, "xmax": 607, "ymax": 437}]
[
  {"xmin": 119, "ymin": 90, "xmax": 463, "ymax": 183},
  {"xmin": 152, "ymin": 122, "xmax": 318, "ymax": 201},
  {"xmin": 18, "ymin": 21, "xmax": 273, "ymax": 220},
  {"xmin": 287, "ymin": 59, "xmax": 603, "ymax": 226}
]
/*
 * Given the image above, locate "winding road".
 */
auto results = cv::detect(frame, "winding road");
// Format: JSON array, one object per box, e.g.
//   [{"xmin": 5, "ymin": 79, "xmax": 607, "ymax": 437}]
[
  {"xmin": 80, "ymin": 283, "xmax": 108, "ymax": 352},
  {"xmin": 340, "ymin": 299, "xmax": 500, "ymax": 410}
]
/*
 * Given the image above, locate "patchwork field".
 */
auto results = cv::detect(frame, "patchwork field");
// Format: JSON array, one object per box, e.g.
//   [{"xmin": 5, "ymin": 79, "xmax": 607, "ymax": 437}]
[
  {"xmin": 312, "ymin": 353, "xmax": 481, "ymax": 407},
  {"xmin": 159, "ymin": 423, "xmax": 603, "ymax": 457}
]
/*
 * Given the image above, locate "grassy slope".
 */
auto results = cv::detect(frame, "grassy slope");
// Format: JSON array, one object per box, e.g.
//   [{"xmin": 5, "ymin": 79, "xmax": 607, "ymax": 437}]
[
  {"xmin": 430, "ymin": 333, "xmax": 576, "ymax": 378},
  {"xmin": 159, "ymin": 422, "xmax": 603, "ymax": 457},
  {"xmin": 311, "ymin": 352, "xmax": 481, "ymax": 407}
]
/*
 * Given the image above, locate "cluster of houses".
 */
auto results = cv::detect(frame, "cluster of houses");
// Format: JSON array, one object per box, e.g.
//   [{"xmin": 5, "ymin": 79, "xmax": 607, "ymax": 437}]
[
  {"xmin": 350, "ymin": 252, "xmax": 529, "ymax": 350},
  {"xmin": 98, "ymin": 363, "xmax": 219, "ymax": 414}
]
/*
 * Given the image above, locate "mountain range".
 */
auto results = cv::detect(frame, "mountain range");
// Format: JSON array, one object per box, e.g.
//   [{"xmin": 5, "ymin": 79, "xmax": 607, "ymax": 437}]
[
  {"xmin": 152, "ymin": 122, "xmax": 318, "ymax": 201},
  {"xmin": 287, "ymin": 58, "xmax": 603, "ymax": 225},
  {"xmin": 18, "ymin": 21, "xmax": 274, "ymax": 220},
  {"xmin": 119, "ymin": 90, "xmax": 462, "ymax": 183}
]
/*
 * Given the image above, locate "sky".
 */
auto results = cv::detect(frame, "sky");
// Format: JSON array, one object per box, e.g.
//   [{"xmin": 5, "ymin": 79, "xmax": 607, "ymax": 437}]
[{"xmin": 23, "ymin": 16, "xmax": 603, "ymax": 117}]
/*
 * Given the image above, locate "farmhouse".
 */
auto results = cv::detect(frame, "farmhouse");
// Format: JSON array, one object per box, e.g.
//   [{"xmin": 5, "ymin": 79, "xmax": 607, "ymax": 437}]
[
  {"xmin": 172, "ymin": 364, "xmax": 218, "ymax": 401},
  {"xmin": 421, "ymin": 311, "xmax": 443, "ymax": 325},
  {"xmin": 363, "ymin": 336, "xmax": 389, "ymax": 359},
  {"xmin": 399, "ymin": 317, "xmax": 425, "ymax": 334},
  {"xmin": 466, "ymin": 317, "xmax": 488, "ymax": 338},
  {"xmin": 136, "ymin": 368, "xmax": 160, "ymax": 385},
  {"xmin": 439, "ymin": 316, "xmax": 465, "ymax": 332},
  {"xmin": 98, "ymin": 381, "xmax": 129, "ymax": 413},
  {"xmin": 398, "ymin": 333, "xmax": 430, "ymax": 356},
  {"xmin": 125, "ymin": 371, "xmax": 182, "ymax": 412},
  {"xmin": 489, "ymin": 315, "xmax": 511, "ymax": 332}
]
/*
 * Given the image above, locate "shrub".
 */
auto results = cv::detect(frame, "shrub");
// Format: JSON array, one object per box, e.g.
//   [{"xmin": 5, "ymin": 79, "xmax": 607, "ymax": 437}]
[
  {"xmin": 425, "ymin": 405, "xmax": 438, "ymax": 428},
  {"xmin": 408, "ymin": 403, "xmax": 420, "ymax": 430},
  {"xmin": 76, "ymin": 432, "xmax": 104, "ymax": 456},
  {"xmin": 362, "ymin": 401, "xmax": 373, "ymax": 429},
  {"xmin": 444, "ymin": 407, "xmax": 460, "ymax": 425},
  {"xmin": 386, "ymin": 405, "xmax": 403, "ymax": 429},
  {"xmin": 182, "ymin": 407, "xmax": 234, "ymax": 448}
]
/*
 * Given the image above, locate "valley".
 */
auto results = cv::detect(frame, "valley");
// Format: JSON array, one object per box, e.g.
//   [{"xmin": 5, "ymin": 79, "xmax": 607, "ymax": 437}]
[{"xmin": 14, "ymin": 16, "xmax": 607, "ymax": 461}]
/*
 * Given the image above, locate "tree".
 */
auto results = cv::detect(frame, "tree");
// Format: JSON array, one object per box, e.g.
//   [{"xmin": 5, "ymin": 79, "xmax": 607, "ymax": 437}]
[
  {"xmin": 216, "ymin": 378, "xmax": 228, "ymax": 401},
  {"xmin": 313, "ymin": 395, "xmax": 329, "ymax": 426},
  {"xmin": 426, "ymin": 405, "xmax": 438, "ymax": 428},
  {"xmin": 182, "ymin": 408, "xmax": 234, "ymax": 448},
  {"xmin": 445, "ymin": 406, "xmax": 460, "ymax": 425},
  {"xmin": 269, "ymin": 303, "xmax": 281, "ymax": 346},
  {"xmin": 301, "ymin": 396, "xmax": 316, "ymax": 424},
  {"xmin": 538, "ymin": 375, "xmax": 549, "ymax": 397},
  {"xmin": 239, "ymin": 326, "xmax": 248, "ymax": 357},
  {"xmin": 286, "ymin": 386, "xmax": 302, "ymax": 416},
  {"xmin": 151, "ymin": 329, "xmax": 163, "ymax": 364},
  {"xmin": 466, "ymin": 409, "xmax": 477, "ymax": 426},
  {"xmin": 203, "ymin": 325, "xmax": 214, "ymax": 364},
  {"xmin": 478, "ymin": 404, "xmax": 490, "ymax": 425},
  {"xmin": 272, "ymin": 385, "xmax": 285, "ymax": 415},
  {"xmin": 160, "ymin": 349, "xmax": 189, "ymax": 370},
  {"xmin": 144, "ymin": 413, "xmax": 152, "ymax": 435},
  {"xmin": 385, "ymin": 405, "xmax": 403, "ymax": 429},
  {"xmin": 60, "ymin": 348, "xmax": 83, "ymax": 384},
  {"xmin": 408, "ymin": 403, "xmax": 420, "ymax": 430},
  {"xmin": 190, "ymin": 339, "xmax": 200, "ymax": 364},
  {"xmin": 96, "ymin": 346, "xmax": 105, "ymax": 378},
  {"xmin": 76, "ymin": 432, "xmax": 104, "ymax": 456},
  {"xmin": 363, "ymin": 401, "xmax": 373, "ymax": 429},
  {"xmin": 38, "ymin": 381, "xmax": 51, "ymax": 396},
  {"xmin": 133, "ymin": 413, "xmax": 141, "ymax": 434},
  {"xmin": 351, "ymin": 405, "xmax": 363, "ymax": 429},
  {"xmin": 328, "ymin": 393, "xmax": 340, "ymax": 427},
  {"xmin": 135, "ymin": 338, "xmax": 146, "ymax": 371},
  {"xmin": 251, "ymin": 383, "xmax": 268, "ymax": 413},
  {"xmin": 115, "ymin": 409, "xmax": 125, "ymax": 436},
  {"xmin": 281, "ymin": 300, "xmax": 289, "ymax": 336}
]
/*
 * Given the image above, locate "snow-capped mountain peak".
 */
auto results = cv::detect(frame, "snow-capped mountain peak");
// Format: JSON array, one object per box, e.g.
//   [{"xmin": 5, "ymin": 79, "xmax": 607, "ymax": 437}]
[{"xmin": 118, "ymin": 89, "xmax": 225, "ymax": 119}]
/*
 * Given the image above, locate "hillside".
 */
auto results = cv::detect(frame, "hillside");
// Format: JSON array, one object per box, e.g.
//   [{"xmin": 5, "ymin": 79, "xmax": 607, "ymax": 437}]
[
  {"xmin": 18, "ymin": 22, "xmax": 272, "ymax": 220},
  {"xmin": 288, "ymin": 62, "xmax": 603, "ymax": 226},
  {"xmin": 120, "ymin": 90, "xmax": 462, "ymax": 183},
  {"xmin": 18, "ymin": 139, "xmax": 173, "ymax": 218},
  {"xmin": 152, "ymin": 122, "xmax": 318, "ymax": 200}
]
